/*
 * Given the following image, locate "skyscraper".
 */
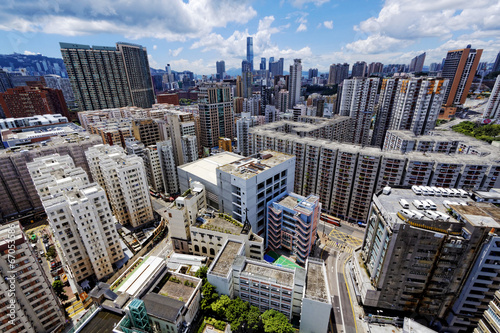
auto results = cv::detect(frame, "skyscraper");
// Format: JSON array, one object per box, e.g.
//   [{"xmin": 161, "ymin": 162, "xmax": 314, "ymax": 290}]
[
  {"xmin": 351, "ymin": 61, "xmax": 367, "ymax": 77},
  {"xmin": 328, "ymin": 63, "xmax": 349, "ymax": 85},
  {"xmin": 442, "ymin": 45, "xmax": 483, "ymax": 106},
  {"xmin": 237, "ymin": 112, "xmax": 257, "ymax": 156},
  {"xmin": 242, "ymin": 71, "xmax": 253, "ymax": 98},
  {"xmin": 308, "ymin": 68, "xmax": 318, "ymax": 79},
  {"xmin": 157, "ymin": 140, "xmax": 180, "ymax": 195},
  {"xmin": 260, "ymin": 57, "xmax": 266, "ymax": 70},
  {"xmin": 216, "ymin": 60, "xmax": 225, "ymax": 80},
  {"xmin": 289, "ymin": 59, "xmax": 302, "ymax": 107},
  {"xmin": 0, "ymin": 68, "xmax": 13, "ymax": 93},
  {"xmin": 409, "ymin": 52, "xmax": 426, "ymax": 72},
  {"xmin": 60, "ymin": 42, "xmax": 154, "ymax": 111},
  {"xmin": 339, "ymin": 77, "xmax": 379, "ymax": 145},
  {"xmin": 367, "ymin": 62, "xmax": 384, "ymax": 76},
  {"xmin": 198, "ymin": 83, "xmax": 234, "ymax": 148},
  {"xmin": 246, "ymin": 37, "xmax": 254, "ymax": 72},
  {"xmin": 269, "ymin": 58, "xmax": 284, "ymax": 77}
]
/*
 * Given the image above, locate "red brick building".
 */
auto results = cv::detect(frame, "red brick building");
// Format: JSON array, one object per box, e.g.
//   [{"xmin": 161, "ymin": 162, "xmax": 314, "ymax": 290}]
[
  {"xmin": 157, "ymin": 93, "xmax": 180, "ymax": 105},
  {"xmin": 0, "ymin": 86, "xmax": 69, "ymax": 119}
]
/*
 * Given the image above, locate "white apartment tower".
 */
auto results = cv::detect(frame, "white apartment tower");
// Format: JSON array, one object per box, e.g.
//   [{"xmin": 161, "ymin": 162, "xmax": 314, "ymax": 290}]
[
  {"xmin": 27, "ymin": 154, "xmax": 124, "ymax": 282},
  {"xmin": 372, "ymin": 78, "xmax": 448, "ymax": 146},
  {"xmin": 85, "ymin": 144, "xmax": 154, "ymax": 228},
  {"xmin": 0, "ymin": 222, "xmax": 66, "ymax": 333},
  {"xmin": 485, "ymin": 75, "xmax": 500, "ymax": 120},
  {"xmin": 157, "ymin": 140, "xmax": 180, "ymax": 195},
  {"xmin": 181, "ymin": 135, "xmax": 198, "ymax": 164},
  {"xmin": 339, "ymin": 77, "xmax": 379, "ymax": 145},
  {"xmin": 237, "ymin": 112, "xmax": 257, "ymax": 156},
  {"xmin": 288, "ymin": 59, "xmax": 302, "ymax": 107},
  {"xmin": 277, "ymin": 89, "xmax": 289, "ymax": 114},
  {"xmin": 143, "ymin": 145, "xmax": 164, "ymax": 193},
  {"xmin": 164, "ymin": 110, "xmax": 199, "ymax": 165}
]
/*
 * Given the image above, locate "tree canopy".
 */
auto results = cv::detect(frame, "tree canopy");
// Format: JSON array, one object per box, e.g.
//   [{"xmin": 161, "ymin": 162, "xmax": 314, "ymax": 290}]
[{"xmin": 452, "ymin": 121, "xmax": 500, "ymax": 143}]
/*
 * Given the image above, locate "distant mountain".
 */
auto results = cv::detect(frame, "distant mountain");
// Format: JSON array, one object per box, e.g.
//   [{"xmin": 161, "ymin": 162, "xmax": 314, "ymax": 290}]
[{"xmin": 0, "ymin": 53, "xmax": 67, "ymax": 77}]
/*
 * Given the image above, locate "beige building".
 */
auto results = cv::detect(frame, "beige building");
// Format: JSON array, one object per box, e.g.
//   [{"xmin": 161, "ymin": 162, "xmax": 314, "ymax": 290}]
[
  {"xmin": 27, "ymin": 154, "xmax": 124, "ymax": 282},
  {"xmin": 86, "ymin": 144, "xmax": 154, "ymax": 228}
]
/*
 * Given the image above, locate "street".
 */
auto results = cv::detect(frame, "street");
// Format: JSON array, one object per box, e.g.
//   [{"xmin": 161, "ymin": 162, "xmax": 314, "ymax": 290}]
[{"xmin": 318, "ymin": 220, "xmax": 365, "ymax": 333}]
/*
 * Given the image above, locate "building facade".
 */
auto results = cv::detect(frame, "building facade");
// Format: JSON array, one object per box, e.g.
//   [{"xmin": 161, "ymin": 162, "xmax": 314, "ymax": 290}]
[{"xmin": 288, "ymin": 59, "xmax": 302, "ymax": 108}]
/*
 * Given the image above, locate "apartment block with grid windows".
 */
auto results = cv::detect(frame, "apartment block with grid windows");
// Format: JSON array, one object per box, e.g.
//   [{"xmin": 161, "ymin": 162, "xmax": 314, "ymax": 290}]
[
  {"xmin": 0, "ymin": 222, "xmax": 65, "ymax": 333},
  {"xmin": 85, "ymin": 144, "xmax": 154, "ymax": 228},
  {"xmin": 27, "ymin": 154, "xmax": 124, "ymax": 282}
]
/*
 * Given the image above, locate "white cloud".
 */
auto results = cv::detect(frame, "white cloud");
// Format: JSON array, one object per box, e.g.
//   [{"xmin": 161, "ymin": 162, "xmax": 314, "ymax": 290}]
[
  {"xmin": 296, "ymin": 23, "xmax": 307, "ymax": 32},
  {"xmin": 153, "ymin": 45, "xmax": 157, "ymax": 50},
  {"xmin": 147, "ymin": 54, "xmax": 159, "ymax": 68},
  {"xmin": 0, "ymin": 0, "xmax": 257, "ymax": 41},
  {"xmin": 169, "ymin": 47, "xmax": 183, "ymax": 57},
  {"xmin": 349, "ymin": 0, "xmax": 500, "ymax": 54},
  {"xmin": 168, "ymin": 58, "xmax": 209, "ymax": 74},
  {"xmin": 323, "ymin": 20, "xmax": 333, "ymax": 29},
  {"xmin": 23, "ymin": 50, "xmax": 38, "ymax": 55},
  {"xmin": 345, "ymin": 34, "xmax": 414, "ymax": 54},
  {"xmin": 289, "ymin": 0, "xmax": 330, "ymax": 8}
]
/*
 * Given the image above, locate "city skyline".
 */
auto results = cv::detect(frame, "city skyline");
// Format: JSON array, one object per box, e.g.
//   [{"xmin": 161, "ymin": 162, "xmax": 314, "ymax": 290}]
[{"xmin": 0, "ymin": 0, "xmax": 499, "ymax": 75}]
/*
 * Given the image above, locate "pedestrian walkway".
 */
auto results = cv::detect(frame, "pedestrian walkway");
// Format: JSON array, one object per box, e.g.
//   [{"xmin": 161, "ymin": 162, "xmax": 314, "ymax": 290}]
[
  {"xmin": 329, "ymin": 229, "xmax": 363, "ymax": 247},
  {"xmin": 66, "ymin": 299, "xmax": 85, "ymax": 318},
  {"xmin": 325, "ymin": 240, "xmax": 353, "ymax": 253}
]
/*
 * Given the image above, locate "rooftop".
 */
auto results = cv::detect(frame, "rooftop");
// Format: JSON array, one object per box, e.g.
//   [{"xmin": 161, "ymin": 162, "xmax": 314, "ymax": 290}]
[
  {"xmin": 242, "ymin": 261, "xmax": 294, "ymax": 287},
  {"xmin": 218, "ymin": 151, "xmax": 294, "ymax": 180},
  {"xmin": 142, "ymin": 293, "xmax": 184, "ymax": 322},
  {"xmin": 194, "ymin": 213, "xmax": 244, "ymax": 235},
  {"xmin": 451, "ymin": 202, "xmax": 500, "ymax": 228},
  {"xmin": 154, "ymin": 273, "xmax": 199, "ymax": 302},
  {"xmin": 304, "ymin": 259, "xmax": 329, "ymax": 302},
  {"xmin": 178, "ymin": 152, "xmax": 242, "ymax": 185},
  {"xmin": 279, "ymin": 195, "xmax": 302, "ymax": 210},
  {"xmin": 211, "ymin": 241, "xmax": 243, "ymax": 277}
]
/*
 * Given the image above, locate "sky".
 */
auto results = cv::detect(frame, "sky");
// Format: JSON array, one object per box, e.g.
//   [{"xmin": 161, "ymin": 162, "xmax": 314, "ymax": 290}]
[{"xmin": 0, "ymin": 0, "xmax": 500, "ymax": 75}]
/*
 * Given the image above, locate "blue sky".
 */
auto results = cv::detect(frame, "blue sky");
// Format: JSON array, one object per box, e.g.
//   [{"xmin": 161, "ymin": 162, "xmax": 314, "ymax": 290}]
[{"xmin": 1, "ymin": 0, "xmax": 499, "ymax": 75}]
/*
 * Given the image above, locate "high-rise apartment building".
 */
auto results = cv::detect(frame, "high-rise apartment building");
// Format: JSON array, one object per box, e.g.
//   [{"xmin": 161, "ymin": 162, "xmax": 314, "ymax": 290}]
[
  {"xmin": 0, "ymin": 133, "xmax": 102, "ymax": 222},
  {"xmin": 367, "ymin": 62, "xmax": 384, "ymax": 76},
  {"xmin": 339, "ymin": 77, "xmax": 379, "ymax": 145},
  {"xmin": 409, "ymin": 52, "xmax": 426, "ymax": 72},
  {"xmin": 267, "ymin": 192, "xmax": 320, "ymax": 264},
  {"xmin": 246, "ymin": 37, "xmax": 254, "ymax": 72},
  {"xmin": 442, "ymin": 45, "xmax": 483, "ymax": 107},
  {"xmin": 354, "ymin": 188, "xmax": 500, "ymax": 331},
  {"xmin": 371, "ymin": 78, "xmax": 448, "ymax": 147},
  {"xmin": 328, "ymin": 63, "xmax": 349, "ymax": 85},
  {"xmin": 237, "ymin": 112, "xmax": 257, "ymax": 156},
  {"xmin": 216, "ymin": 60, "xmax": 225, "ymax": 80},
  {"xmin": 27, "ymin": 154, "xmax": 124, "ymax": 282},
  {"xmin": 308, "ymin": 68, "xmax": 318, "ymax": 79},
  {"xmin": 164, "ymin": 110, "xmax": 198, "ymax": 165},
  {"xmin": 217, "ymin": 151, "xmax": 296, "ymax": 235},
  {"xmin": 43, "ymin": 74, "xmax": 75, "ymax": 106},
  {"xmin": 484, "ymin": 75, "xmax": 500, "ymax": 120},
  {"xmin": 269, "ymin": 58, "xmax": 284, "ymax": 77},
  {"xmin": 143, "ymin": 145, "xmax": 164, "ymax": 193},
  {"xmin": 0, "ymin": 68, "xmax": 13, "ymax": 93},
  {"xmin": 0, "ymin": 221, "xmax": 65, "ymax": 333},
  {"xmin": 289, "ymin": 59, "xmax": 302, "ymax": 108},
  {"xmin": 0, "ymin": 86, "xmax": 69, "ymax": 119},
  {"xmin": 157, "ymin": 140, "xmax": 180, "ymax": 195},
  {"xmin": 249, "ymin": 127, "xmax": 500, "ymax": 223},
  {"xmin": 131, "ymin": 118, "xmax": 161, "ymax": 147},
  {"xmin": 197, "ymin": 83, "xmax": 234, "ymax": 148},
  {"xmin": 60, "ymin": 42, "xmax": 154, "ymax": 111},
  {"xmin": 351, "ymin": 61, "xmax": 367, "ymax": 77},
  {"xmin": 475, "ymin": 290, "xmax": 500, "ymax": 333},
  {"xmin": 277, "ymin": 89, "xmax": 289, "ymax": 114},
  {"xmin": 86, "ymin": 144, "xmax": 154, "ymax": 228},
  {"xmin": 242, "ymin": 71, "xmax": 253, "ymax": 98}
]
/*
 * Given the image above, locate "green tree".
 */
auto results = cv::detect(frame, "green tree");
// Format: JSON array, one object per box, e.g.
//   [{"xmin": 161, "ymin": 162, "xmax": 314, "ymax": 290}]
[
  {"xmin": 211, "ymin": 295, "xmax": 231, "ymax": 318},
  {"xmin": 195, "ymin": 265, "xmax": 208, "ymax": 283},
  {"xmin": 46, "ymin": 246, "xmax": 56, "ymax": 259},
  {"xmin": 246, "ymin": 306, "xmax": 262, "ymax": 331},
  {"xmin": 225, "ymin": 297, "xmax": 249, "ymax": 323},
  {"xmin": 261, "ymin": 310, "xmax": 294, "ymax": 333},
  {"xmin": 52, "ymin": 280, "xmax": 68, "ymax": 302},
  {"xmin": 201, "ymin": 282, "xmax": 219, "ymax": 312}
]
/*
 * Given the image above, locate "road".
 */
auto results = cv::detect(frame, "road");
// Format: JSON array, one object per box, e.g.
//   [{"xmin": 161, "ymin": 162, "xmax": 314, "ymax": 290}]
[{"xmin": 319, "ymin": 221, "xmax": 365, "ymax": 333}]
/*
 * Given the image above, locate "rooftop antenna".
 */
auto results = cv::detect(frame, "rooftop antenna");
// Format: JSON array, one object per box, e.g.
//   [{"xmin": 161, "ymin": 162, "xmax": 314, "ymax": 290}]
[{"xmin": 241, "ymin": 207, "xmax": 252, "ymax": 235}]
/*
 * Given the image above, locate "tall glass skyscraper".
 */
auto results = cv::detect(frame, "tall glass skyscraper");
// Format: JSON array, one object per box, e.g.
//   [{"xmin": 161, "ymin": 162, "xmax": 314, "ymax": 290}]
[{"xmin": 246, "ymin": 37, "xmax": 254, "ymax": 72}]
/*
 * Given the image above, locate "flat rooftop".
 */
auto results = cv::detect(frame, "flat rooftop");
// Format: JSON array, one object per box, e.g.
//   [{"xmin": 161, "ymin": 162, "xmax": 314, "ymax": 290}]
[
  {"xmin": 155, "ymin": 273, "xmax": 199, "ymax": 302},
  {"xmin": 211, "ymin": 241, "xmax": 243, "ymax": 277},
  {"xmin": 242, "ymin": 262, "xmax": 294, "ymax": 287},
  {"xmin": 116, "ymin": 256, "xmax": 164, "ymax": 297},
  {"xmin": 305, "ymin": 260, "xmax": 329, "ymax": 302},
  {"xmin": 278, "ymin": 195, "xmax": 301, "ymax": 210},
  {"xmin": 194, "ymin": 215, "xmax": 243, "ymax": 235},
  {"xmin": 178, "ymin": 152, "xmax": 242, "ymax": 185},
  {"xmin": 218, "ymin": 151, "xmax": 294, "ymax": 180},
  {"xmin": 375, "ymin": 187, "xmax": 470, "ymax": 228},
  {"xmin": 79, "ymin": 309, "xmax": 123, "ymax": 333},
  {"xmin": 451, "ymin": 202, "xmax": 500, "ymax": 228}
]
